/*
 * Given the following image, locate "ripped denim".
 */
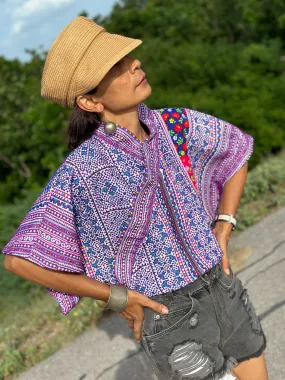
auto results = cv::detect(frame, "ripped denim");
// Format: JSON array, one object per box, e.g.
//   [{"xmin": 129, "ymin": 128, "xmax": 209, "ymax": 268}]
[{"xmin": 141, "ymin": 263, "xmax": 266, "ymax": 380}]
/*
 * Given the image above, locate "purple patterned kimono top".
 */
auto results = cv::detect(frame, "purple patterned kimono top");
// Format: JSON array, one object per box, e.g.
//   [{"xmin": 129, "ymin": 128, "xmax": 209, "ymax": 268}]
[{"xmin": 2, "ymin": 103, "xmax": 254, "ymax": 315}]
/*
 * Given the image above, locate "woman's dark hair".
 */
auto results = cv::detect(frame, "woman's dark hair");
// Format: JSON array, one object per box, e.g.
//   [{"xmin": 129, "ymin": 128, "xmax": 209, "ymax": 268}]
[{"xmin": 67, "ymin": 87, "xmax": 100, "ymax": 151}]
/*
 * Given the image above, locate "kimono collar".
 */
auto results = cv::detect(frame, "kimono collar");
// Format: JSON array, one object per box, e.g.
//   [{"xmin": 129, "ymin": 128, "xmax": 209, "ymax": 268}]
[{"xmin": 94, "ymin": 102, "xmax": 158, "ymax": 144}]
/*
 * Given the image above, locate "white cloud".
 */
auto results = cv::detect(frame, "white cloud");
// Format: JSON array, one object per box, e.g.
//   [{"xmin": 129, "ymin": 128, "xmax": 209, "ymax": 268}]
[
  {"xmin": 9, "ymin": 0, "xmax": 74, "ymax": 36},
  {"xmin": 14, "ymin": 0, "xmax": 74, "ymax": 18},
  {"xmin": 11, "ymin": 20, "xmax": 24, "ymax": 35}
]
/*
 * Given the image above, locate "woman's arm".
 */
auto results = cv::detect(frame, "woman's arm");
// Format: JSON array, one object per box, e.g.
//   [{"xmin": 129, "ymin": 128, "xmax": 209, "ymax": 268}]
[
  {"xmin": 4, "ymin": 255, "xmax": 111, "ymax": 301},
  {"xmin": 216, "ymin": 161, "xmax": 248, "ymax": 221},
  {"xmin": 212, "ymin": 161, "xmax": 248, "ymax": 273},
  {"xmin": 4, "ymin": 255, "xmax": 168, "ymax": 340}
]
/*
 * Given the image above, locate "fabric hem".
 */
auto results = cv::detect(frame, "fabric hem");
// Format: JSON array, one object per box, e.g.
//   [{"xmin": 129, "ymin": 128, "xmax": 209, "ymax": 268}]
[
  {"xmin": 1, "ymin": 249, "xmax": 84, "ymax": 274},
  {"xmin": 236, "ymin": 332, "xmax": 267, "ymax": 364},
  {"xmin": 221, "ymin": 134, "xmax": 254, "ymax": 188},
  {"xmin": 1, "ymin": 250, "xmax": 83, "ymax": 315}
]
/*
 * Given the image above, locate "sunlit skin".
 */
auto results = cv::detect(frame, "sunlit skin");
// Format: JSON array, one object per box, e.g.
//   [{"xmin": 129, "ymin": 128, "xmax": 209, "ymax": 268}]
[
  {"xmin": 63, "ymin": 55, "xmax": 269, "ymax": 380},
  {"xmin": 76, "ymin": 55, "xmax": 151, "ymax": 142}
]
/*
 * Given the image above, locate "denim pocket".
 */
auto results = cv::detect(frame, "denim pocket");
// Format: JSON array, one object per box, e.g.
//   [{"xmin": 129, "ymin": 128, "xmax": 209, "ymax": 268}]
[
  {"xmin": 142, "ymin": 295, "xmax": 195, "ymax": 341},
  {"xmin": 216, "ymin": 265, "xmax": 235, "ymax": 290}
]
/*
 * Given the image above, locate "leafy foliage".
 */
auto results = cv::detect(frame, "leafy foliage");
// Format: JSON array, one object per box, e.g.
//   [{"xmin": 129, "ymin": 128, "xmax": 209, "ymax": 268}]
[
  {"xmin": 0, "ymin": 50, "xmax": 69, "ymax": 204},
  {"xmin": 1, "ymin": 0, "xmax": 285, "ymax": 206}
]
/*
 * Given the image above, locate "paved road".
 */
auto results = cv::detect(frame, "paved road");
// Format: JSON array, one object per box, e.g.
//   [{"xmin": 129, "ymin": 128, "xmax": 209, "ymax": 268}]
[{"xmin": 17, "ymin": 207, "xmax": 285, "ymax": 380}]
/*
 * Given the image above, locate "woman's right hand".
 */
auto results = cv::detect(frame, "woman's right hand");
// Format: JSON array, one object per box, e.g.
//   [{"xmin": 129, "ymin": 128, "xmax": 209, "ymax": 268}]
[{"xmin": 119, "ymin": 289, "xmax": 168, "ymax": 342}]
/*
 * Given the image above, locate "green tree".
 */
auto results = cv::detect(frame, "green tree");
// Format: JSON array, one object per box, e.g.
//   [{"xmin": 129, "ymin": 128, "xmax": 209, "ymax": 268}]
[
  {"xmin": 0, "ymin": 50, "xmax": 70, "ymax": 203},
  {"xmin": 1, "ymin": 0, "xmax": 285, "ymax": 202}
]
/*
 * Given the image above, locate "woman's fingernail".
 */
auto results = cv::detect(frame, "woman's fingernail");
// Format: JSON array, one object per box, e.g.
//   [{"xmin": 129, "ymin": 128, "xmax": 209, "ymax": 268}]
[
  {"xmin": 162, "ymin": 307, "xmax": 168, "ymax": 314},
  {"xmin": 225, "ymin": 269, "xmax": 230, "ymax": 275}
]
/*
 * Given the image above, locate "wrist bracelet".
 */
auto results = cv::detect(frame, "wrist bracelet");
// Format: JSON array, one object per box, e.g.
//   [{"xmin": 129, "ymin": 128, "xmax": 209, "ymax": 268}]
[
  {"xmin": 102, "ymin": 283, "xmax": 129, "ymax": 313},
  {"xmin": 214, "ymin": 213, "xmax": 237, "ymax": 231}
]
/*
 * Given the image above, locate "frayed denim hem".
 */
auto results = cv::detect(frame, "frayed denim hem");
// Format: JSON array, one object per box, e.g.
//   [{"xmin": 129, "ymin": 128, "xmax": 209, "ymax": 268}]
[{"xmin": 235, "ymin": 331, "xmax": 267, "ymax": 364}]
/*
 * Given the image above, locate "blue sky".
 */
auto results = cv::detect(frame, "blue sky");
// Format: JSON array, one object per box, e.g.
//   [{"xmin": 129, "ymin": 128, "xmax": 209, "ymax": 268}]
[{"xmin": 0, "ymin": 0, "xmax": 117, "ymax": 61}]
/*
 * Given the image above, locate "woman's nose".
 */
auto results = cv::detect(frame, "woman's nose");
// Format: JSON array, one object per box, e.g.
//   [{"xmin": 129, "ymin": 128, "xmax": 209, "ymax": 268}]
[{"xmin": 131, "ymin": 59, "xmax": 141, "ymax": 72}]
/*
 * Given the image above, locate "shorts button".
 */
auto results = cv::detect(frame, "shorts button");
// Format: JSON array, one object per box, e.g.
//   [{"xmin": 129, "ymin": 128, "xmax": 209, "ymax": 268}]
[
  {"xmin": 189, "ymin": 313, "xmax": 198, "ymax": 327},
  {"xmin": 154, "ymin": 314, "xmax": 160, "ymax": 320}
]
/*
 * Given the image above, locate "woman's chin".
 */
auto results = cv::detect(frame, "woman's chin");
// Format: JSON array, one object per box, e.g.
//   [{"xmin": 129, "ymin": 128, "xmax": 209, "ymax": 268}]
[{"xmin": 139, "ymin": 83, "xmax": 152, "ymax": 102}]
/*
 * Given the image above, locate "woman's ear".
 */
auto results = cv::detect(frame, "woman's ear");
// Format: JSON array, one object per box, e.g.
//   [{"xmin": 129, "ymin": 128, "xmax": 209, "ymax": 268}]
[{"xmin": 76, "ymin": 95, "xmax": 104, "ymax": 113}]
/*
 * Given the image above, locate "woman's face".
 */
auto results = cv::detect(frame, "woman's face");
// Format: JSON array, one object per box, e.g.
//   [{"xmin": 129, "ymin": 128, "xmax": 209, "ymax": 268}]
[{"xmin": 79, "ymin": 55, "xmax": 152, "ymax": 114}]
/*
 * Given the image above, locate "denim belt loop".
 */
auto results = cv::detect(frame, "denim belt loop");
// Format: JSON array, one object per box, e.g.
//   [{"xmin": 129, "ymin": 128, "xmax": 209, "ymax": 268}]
[
  {"xmin": 200, "ymin": 273, "xmax": 211, "ymax": 286},
  {"xmin": 200, "ymin": 264, "xmax": 220, "ymax": 286},
  {"xmin": 167, "ymin": 291, "xmax": 175, "ymax": 305}
]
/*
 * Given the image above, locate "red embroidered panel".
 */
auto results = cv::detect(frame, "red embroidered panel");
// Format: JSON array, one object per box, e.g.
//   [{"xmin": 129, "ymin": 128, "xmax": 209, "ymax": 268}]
[{"xmin": 158, "ymin": 107, "xmax": 198, "ymax": 190}]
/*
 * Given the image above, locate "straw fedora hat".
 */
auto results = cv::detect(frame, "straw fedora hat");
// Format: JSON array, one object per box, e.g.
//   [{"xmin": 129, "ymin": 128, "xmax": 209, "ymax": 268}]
[{"xmin": 41, "ymin": 16, "xmax": 142, "ymax": 108}]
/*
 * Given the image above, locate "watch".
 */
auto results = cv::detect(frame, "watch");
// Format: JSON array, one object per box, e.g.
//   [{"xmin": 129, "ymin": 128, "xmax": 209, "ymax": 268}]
[{"xmin": 214, "ymin": 213, "xmax": 237, "ymax": 230}]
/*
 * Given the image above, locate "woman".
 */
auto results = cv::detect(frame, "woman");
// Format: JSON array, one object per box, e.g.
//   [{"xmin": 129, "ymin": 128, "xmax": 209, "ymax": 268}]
[{"xmin": 2, "ymin": 17, "xmax": 267, "ymax": 380}]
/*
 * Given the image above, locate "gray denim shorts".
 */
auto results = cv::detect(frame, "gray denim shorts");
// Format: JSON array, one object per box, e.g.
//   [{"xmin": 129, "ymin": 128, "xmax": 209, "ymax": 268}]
[{"xmin": 141, "ymin": 264, "xmax": 266, "ymax": 380}]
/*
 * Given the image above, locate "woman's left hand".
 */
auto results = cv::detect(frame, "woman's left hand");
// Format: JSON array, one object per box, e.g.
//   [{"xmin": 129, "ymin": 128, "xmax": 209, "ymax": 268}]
[{"xmin": 211, "ymin": 221, "xmax": 232, "ymax": 275}]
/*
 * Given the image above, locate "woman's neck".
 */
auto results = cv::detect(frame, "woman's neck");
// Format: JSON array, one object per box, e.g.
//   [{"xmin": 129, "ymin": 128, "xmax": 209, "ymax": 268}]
[{"xmin": 101, "ymin": 108, "xmax": 149, "ymax": 142}]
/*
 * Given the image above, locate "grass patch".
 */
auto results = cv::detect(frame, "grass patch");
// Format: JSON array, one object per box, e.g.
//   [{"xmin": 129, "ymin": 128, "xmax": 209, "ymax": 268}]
[
  {"xmin": 0, "ymin": 290, "xmax": 105, "ymax": 380},
  {"xmin": 235, "ymin": 149, "xmax": 285, "ymax": 231}
]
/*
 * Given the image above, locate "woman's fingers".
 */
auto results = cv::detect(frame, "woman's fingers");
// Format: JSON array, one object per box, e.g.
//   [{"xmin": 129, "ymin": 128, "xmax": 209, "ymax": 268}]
[
  {"xmin": 133, "ymin": 318, "xmax": 143, "ymax": 341},
  {"xmin": 141, "ymin": 296, "xmax": 168, "ymax": 315},
  {"xmin": 212, "ymin": 227, "xmax": 231, "ymax": 275},
  {"xmin": 119, "ymin": 308, "xmax": 137, "ymax": 331},
  {"xmin": 221, "ymin": 252, "xmax": 230, "ymax": 275},
  {"xmin": 121, "ymin": 291, "xmax": 168, "ymax": 340},
  {"xmin": 218, "ymin": 239, "xmax": 230, "ymax": 275}
]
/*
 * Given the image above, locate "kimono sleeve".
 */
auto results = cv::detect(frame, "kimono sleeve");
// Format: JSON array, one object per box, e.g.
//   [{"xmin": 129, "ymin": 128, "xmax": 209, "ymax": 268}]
[
  {"xmin": 184, "ymin": 108, "xmax": 254, "ymax": 222},
  {"xmin": 1, "ymin": 161, "xmax": 85, "ymax": 315}
]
